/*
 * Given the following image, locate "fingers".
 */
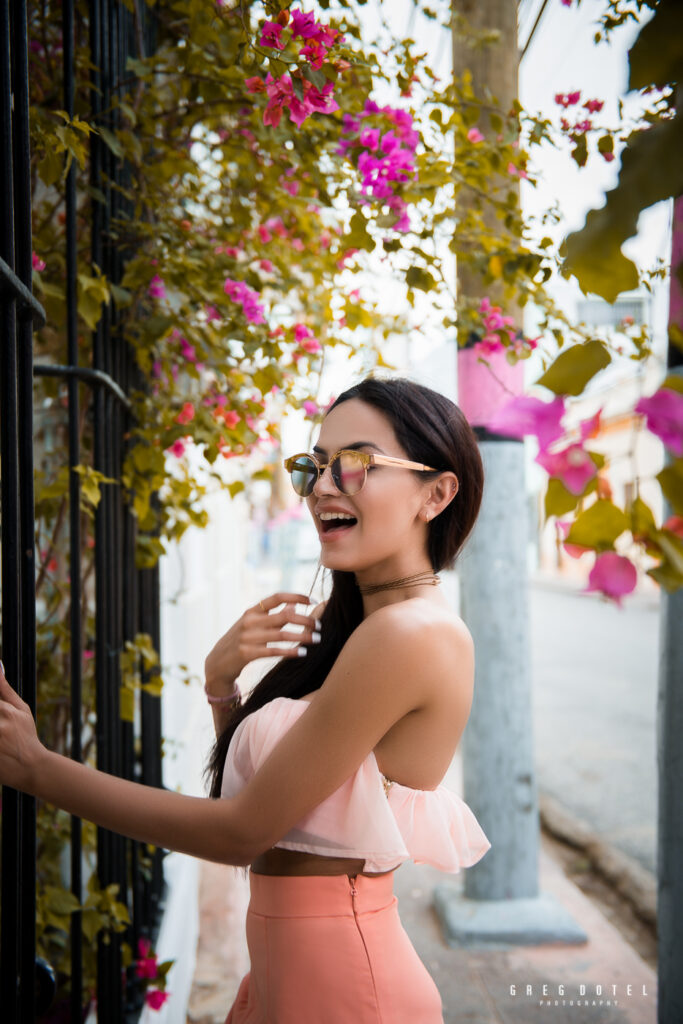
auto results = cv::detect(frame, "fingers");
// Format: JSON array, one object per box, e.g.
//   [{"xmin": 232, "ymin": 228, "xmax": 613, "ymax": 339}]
[
  {"xmin": 255, "ymin": 593, "xmax": 312, "ymax": 615},
  {"xmin": 0, "ymin": 660, "xmax": 26, "ymax": 711}
]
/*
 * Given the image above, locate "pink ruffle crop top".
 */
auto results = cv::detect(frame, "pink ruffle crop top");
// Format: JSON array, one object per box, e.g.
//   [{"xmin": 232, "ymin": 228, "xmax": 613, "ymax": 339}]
[{"xmin": 220, "ymin": 696, "xmax": 491, "ymax": 874}]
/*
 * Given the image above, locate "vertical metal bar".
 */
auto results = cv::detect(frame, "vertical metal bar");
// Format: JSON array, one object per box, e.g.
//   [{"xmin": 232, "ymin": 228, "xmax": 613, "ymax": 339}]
[
  {"xmin": 12, "ymin": 0, "xmax": 37, "ymax": 1017},
  {"xmin": 62, "ymin": 0, "xmax": 84, "ymax": 1018},
  {"xmin": 90, "ymin": 0, "xmax": 117, "ymax": 1016},
  {"xmin": 0, "ymin": 0, "xmax": 22, "ymax": 1014}
]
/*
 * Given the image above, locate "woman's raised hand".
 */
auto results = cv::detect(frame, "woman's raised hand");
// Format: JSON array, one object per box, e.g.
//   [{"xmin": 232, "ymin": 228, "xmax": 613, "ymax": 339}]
[
  {"xmin": 204, "ymin": 593, "xmax": 322, "ymax": 691},
  {"xmin": 0, "ymin": 661, "xmax": 45, "ymax": 794}
]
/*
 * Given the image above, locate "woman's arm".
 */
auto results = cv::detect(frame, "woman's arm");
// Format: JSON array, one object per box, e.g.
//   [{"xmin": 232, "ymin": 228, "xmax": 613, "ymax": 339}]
[{"xmin": 0, "ymin": 604, "xmax": 469, "ymax": 865}]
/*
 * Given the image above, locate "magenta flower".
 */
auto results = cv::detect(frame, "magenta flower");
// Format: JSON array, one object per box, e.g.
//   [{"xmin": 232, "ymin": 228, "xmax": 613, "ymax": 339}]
[
  {"xmin": 303, "ymin": 400, "xmax": 320, "ymax": 418},
  {"xmin": 204, "ymin": 304, "xmax": 222, "ymax": 323},
  {"xmin": 290, "ymin": 9, "xmax": 318, "ymax": 39},
  {"xmin": 148, "ymin": 275, "xmax": 166, "ymax": 301},
  {"xmin": 224, "ymin": 278, "xmax": 266, "ymax": 325},
  {"xmin": 583, "ymin": 551, "xmax": 637, "ymax": 607},
  {"xmin": 486, "ymin": 394, "xmax": 567, "ymax": 451},
  {"xmin": 144, "ymin": 988, "xmax": 170, "ymax": 1010},
  {"xmin": 176, "ymin": 402, "xmax": 195, "ymax": 426},
  {"xmin": 535, "ymin": 442, "xmax": 597, "ymax": 494},
  {"xmin": 467, "ymin": 127, "xmax": 484, "ymax": 144},
  {"xmin": 32, "ymin": 251, "xmax": 46, "ymax": 272},
  {"xmin": 584, "ymin": 98, "xmax": 604, "ymax": 114},
  {"xmin": 223, "ymin": 410, "xmax": 240, "ymax": 429},
  {"xmin": 259, "ymin": 20, "xmax": 284, "ymax": 49},
  {"xmin": 135, "ymin": 938, "xmax": 158, "ymax": 979},
  {"xmin": 245, "ymin": 76, "xmax": 266, "ymax": 93},
  {"xmin": 635, "ymin": 387, "xmax": 683, "ymax": 456},
  {"xmin": 168, "ymin": 438, "xmax": 187, "ymax": 458},
  {"xmin": 179, "ymin": 337, "xmax": 197, "ymax": 363}
]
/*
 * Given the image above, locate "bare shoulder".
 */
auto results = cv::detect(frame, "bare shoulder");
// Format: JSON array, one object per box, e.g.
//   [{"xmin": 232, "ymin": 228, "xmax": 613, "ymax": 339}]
[
  {"xmin": 365, "ymin": 597, "xmax": 473, "ymax": 650},
  {"xmin": 352, "ymin": 599, "xmax": 474, "ymax": 704}
]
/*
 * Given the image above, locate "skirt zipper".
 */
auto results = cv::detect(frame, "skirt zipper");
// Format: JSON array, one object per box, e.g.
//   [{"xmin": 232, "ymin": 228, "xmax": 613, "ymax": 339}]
[{"xmin": 348, "ymin": 876, "xmax": 383, "ymax": 1021}]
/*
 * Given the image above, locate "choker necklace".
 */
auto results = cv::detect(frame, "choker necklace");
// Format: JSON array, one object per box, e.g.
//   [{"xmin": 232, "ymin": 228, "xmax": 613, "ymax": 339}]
[{"xmin": 357, "ymin": 569, "xmax": 440, "ymax": 596}]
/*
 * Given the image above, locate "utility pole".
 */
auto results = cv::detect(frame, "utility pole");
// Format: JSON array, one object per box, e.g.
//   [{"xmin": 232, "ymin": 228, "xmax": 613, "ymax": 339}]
[
  {"xmin": 657, "ymin": 193, "xmax": 683, "ymax": 1024},
  {"xmin": 434, "ymin": 0, "xmax": 586, "ymax": 947}
]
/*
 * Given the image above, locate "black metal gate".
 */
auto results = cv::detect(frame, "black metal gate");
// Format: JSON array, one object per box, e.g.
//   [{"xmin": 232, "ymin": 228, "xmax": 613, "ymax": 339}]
[{"xmin": 1, "ymin": 1, "xmax": 165, "ymax": 1021}]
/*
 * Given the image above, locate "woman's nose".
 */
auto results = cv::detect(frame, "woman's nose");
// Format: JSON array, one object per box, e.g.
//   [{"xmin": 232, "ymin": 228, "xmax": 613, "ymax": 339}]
[{"xmin": 313, "ymin": 463, "xmax": 339, "ymax": 495}]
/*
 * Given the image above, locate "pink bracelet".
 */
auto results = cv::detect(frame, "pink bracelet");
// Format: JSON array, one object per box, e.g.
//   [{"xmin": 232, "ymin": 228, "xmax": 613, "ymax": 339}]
[{"xmin": 204, "ymin": 683, "xmax": 241, "ymax": 707}]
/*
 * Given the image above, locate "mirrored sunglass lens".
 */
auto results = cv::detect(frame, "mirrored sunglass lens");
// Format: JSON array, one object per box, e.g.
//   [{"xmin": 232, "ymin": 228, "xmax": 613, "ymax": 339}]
[
  {"xmin": 291, "ymin": 457, "xmax": 318, "ymax": 495},
  {"xmin": 333, "ymin": 452, "xmax": 366, "ymax": 494}
]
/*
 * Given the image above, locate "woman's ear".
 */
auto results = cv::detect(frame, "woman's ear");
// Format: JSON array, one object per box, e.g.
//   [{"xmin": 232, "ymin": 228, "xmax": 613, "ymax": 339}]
[{"xmin": 423, "ymin": 473, "xmax": 459, "ymax": 520}]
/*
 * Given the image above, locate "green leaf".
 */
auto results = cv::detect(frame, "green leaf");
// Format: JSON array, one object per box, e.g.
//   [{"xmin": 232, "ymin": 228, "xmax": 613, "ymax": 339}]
[
  {"xmin": 120, "ymin": 685, "xmax": 135, "ymax": 723},
  {"xmin": 564, "ymin": 499, "xmax": 630, "ymax": 551},
  {"xmin": 630, "ymin": 495, "xmax": 656, "ymax": 535},
  {"xmin": 98, "ymin": 126, "xmax": 124, "ymax": 159},
  {"xmin": 657, "ymin": 458, "xmax": 683, "ymax": 516},
  {"xmin": 405, "ymin": 266, "xmax": 437, "ymax": 292},
  {"xmin": 545, "ymin": 476, "xmax": 582, "ymax": 518},
  {"xmin": 45, "ymin": 885, "xmax": 81, "ymax": 916},
  {"xmin": 535, "ymin": 340, "xmax": 611, "ymax": 396},
  {"xmin": 628, "ymin": 0, "xmax": 683, "ymax": 90},
  {"xmin": 561, "ymin": 112, "xmax": 683, "ymax": 302}
]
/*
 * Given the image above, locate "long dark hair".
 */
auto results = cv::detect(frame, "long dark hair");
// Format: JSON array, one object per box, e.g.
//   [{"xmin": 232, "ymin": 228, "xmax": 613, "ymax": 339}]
[{"xmin": 205, "ymin": 374, "xmax": 484, "ymax": 798}]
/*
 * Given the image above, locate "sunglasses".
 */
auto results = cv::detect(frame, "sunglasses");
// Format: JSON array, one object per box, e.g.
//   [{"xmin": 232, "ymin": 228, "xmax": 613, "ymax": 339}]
[{"xmin": 283, "ymin": 449, "xmax": 438, "ymax": 497}]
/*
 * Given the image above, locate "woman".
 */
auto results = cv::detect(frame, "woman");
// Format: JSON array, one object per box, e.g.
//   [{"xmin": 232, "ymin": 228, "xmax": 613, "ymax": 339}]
[{"xmin": 0, "ymin": 375, "xmax": 490, "ymax": 1023}]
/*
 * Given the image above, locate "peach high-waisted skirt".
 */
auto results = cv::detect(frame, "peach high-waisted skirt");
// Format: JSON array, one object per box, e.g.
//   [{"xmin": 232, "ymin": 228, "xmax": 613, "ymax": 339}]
[{"xmin": 225, "ymin": 870, "xmax": 444, "ymax": 1023}]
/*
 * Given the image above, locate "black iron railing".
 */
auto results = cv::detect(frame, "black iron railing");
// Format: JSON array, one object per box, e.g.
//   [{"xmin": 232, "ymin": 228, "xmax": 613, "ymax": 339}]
[{"xmin": 1, "ymin": 1, "xmax": 165, "ymax": 1021}]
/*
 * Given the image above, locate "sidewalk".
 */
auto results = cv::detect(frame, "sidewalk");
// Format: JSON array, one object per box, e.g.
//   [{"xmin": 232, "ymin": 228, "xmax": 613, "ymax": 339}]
[{"xmin": 186, "ymin": 827, "xmax": 657, "ymax": 1024}]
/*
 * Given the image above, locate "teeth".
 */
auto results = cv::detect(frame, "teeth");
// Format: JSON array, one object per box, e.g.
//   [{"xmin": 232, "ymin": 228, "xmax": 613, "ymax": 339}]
[{"xmin": 319, "ymin": 512, "xmax": 356, "ymax": 521}]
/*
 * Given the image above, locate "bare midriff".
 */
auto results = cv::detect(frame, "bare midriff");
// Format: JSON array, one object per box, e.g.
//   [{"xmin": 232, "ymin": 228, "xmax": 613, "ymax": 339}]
[{"xmin": 250, "ymin": 846, "xmax": 393, "ymax": 877}]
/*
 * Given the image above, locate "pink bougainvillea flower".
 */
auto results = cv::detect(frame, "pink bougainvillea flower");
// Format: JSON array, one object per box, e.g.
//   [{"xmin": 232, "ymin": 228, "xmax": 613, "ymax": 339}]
[
  {"xmin": 303, "ymin": 400, "xmax": 320, "ymax": 418},
  {"xmin": 535, "ymin": 442, "xmax": 597, "ymax": 494},
  {"xmin": 634, "ymin": 387, "xmax": 683, "ymax": 456},
  {"xmin": 602, "ymin": 151, "xmax": 615, "ymax": 162},
  {"xmin": 178, "ymin": 337, "xmax": 197, "ymax": 363},
  {"xmin": 135, "ymin": 938, "xmax": 158, "ymax": 979},
  {"xmin": 561, "ymin": 0, "xmax": 572, "ymax": 6},
  {"xmin": 584, "ymin": 98, "xmax": 604, "ymax": 114},
  {"xmin": 299, "ymin": 39, "xmax": 327, "ymax": 69},
  {"xmin": 148, "ymin": 275, "xmax": 166, "ymax": 301},
  {"xmin": 204, "ymin": 304, "xmax": 222, "ymax": 323},
  {"xmin": 224, "ymin": 277, "xmax": 266, "ymax": 325},
  {"xmin": 583, "ymin": 551, "xmax": 637, "ymax": 607},
  {"xmin": 83, "ymin": 648, "xmax": 94, "ymax": 660},
  {"xmin": 290, "ymin": 8, "xmax": 318, "ymax": 39},
  {"xmin": 467, "ymin": 127, "xmax": 484, "ymax": 144},
  {"xmin": 32, "ymin": 251, "xmax": 46, "ymax": 272},
  {"xmin": 176, "ymin": 402, "xmax": 195, "ymax": 426},
  {"xmin": 486, "ymin": 394, "xmax": 567, "ymax": 451},
  {"xmin": 259, "ymin": 259, "xmax": 274, "ymax": 273},
  {"xmin": 144, "ymin": 988, "xmax": 170, "ymax": 1010},
  {"xmin": 294, "ymin": 323, "xmax": 314, "ymax": 342},
  {"xmin": 168, "ymin": 438, "xmax": 187, "ymax": 458},
  {"xmin": 222, "ymin": 410, "xmax": 240, "ymax": 429},
  {"xmin": 259, "ymin": 20, "xmax": 284, "ymax": 49},
  {"xmin": 507, "ymin": 162, "xmax": 529, "ymax": 179},
  {"xmin": 359, "ymin": 127, "xmax": 380, "ymax": 150}
]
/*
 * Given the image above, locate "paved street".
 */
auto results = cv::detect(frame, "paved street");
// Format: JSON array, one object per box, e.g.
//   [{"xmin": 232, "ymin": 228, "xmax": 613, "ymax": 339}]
[{"xmin": 529, "ymin": 577, "xmax": 659, "ymax": 877}]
